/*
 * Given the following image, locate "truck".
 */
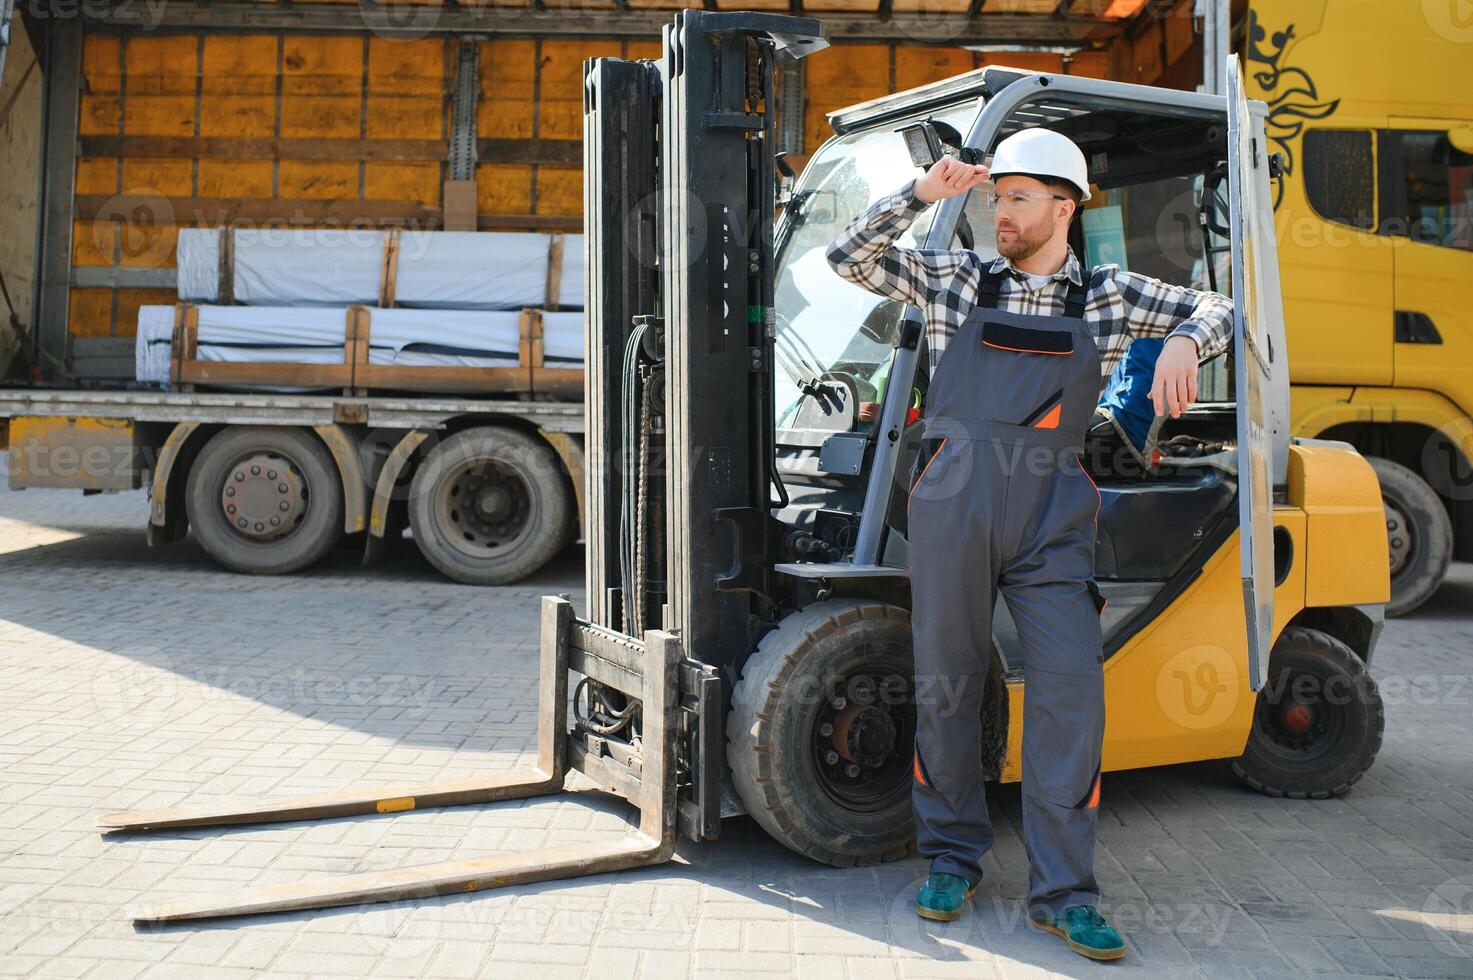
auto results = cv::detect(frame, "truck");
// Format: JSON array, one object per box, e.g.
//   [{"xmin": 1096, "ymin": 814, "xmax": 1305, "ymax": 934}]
[
  {"xmin": 97, "ymin": 13, "xmax": 1390, "ymax": 923},
  {"xmin": 1244, "ymin": 0, "xmax": 1473, "ymax": 615}
]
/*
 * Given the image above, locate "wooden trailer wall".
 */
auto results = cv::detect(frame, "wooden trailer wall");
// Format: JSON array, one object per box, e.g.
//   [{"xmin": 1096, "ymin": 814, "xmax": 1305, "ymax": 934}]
[{"xmin": 35, "ymin": 0, "xmax": 1201, "ymax": 380}]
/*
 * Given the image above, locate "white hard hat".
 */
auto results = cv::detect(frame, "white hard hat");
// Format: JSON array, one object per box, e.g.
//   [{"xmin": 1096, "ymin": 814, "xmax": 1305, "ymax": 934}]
[{"xmin": 989, "ymin": 128, "xmax": 1092, "ymax": 202}]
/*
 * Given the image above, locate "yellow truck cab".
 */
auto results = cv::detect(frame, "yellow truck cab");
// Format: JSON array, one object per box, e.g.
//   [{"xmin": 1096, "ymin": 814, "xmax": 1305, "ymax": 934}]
[{"xmin": 1246, "ymin": 0, "xmax": 1473, "ymax": 614}]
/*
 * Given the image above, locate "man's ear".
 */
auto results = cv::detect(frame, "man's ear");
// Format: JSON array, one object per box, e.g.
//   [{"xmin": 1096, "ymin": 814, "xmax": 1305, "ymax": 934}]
[{"xmin": 1057, "ymin": 198, "xmax": 1077, "ymax": 226}]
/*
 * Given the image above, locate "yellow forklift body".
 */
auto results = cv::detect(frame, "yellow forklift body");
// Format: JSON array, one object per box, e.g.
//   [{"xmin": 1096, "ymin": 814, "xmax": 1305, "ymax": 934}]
[{"xmin": 1000, "ymin": 442, "xmax": 1388, "ymax": 782}]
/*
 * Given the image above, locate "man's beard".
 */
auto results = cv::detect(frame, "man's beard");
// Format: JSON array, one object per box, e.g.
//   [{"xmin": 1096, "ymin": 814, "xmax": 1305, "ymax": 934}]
[{"xmin": 995, "ymin": 219, "xmax": 1051, "ymax": 261}]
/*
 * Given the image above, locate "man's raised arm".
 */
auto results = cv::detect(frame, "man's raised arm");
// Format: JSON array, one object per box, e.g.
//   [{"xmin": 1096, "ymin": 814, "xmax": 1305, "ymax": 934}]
[{"xmin": 826, "ymin": 158, "xmax": 991, "ymax": 308}]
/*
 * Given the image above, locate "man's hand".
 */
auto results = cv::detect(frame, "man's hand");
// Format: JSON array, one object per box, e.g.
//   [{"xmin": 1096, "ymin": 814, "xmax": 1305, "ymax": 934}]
[
  {"xmin": 1149, "ymin": 335, "xmax": 1200, "ymax": 418},
  {"xmin": 913, "ymin": 156, "xmax": 990, "ymax": 205}
]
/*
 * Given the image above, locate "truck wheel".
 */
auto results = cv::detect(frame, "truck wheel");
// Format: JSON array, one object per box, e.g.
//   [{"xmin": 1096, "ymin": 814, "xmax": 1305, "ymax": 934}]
[
  {"xmin": 407, "ymin": 426, "xmax": 572, "ymax": 585},
  {"xmin": 186, "ymin": 426, "xmax": 344, "ymax": 575},
  {"xmin": 1231, "ymin": 627, "xmax": 1383, "ymax": 800},
  {"xmin": 1370, "ymin": 456, "xmax": 1452, "ymax": 616}
]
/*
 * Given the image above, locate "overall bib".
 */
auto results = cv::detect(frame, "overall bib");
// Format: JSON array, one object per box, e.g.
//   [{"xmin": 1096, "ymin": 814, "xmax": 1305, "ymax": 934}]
[{"xmin": 908, "ymin": 267, "xmax": 1106, "ymax": 919}]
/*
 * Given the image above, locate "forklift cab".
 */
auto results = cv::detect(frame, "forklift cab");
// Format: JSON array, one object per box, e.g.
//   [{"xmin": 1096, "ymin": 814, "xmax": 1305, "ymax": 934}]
[{"xmin": 772, "ymin": 61, "xmax": 1284, "ymax": 688}]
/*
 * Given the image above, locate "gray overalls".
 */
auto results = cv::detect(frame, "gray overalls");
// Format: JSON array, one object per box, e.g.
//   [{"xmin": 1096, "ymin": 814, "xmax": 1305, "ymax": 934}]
[{"xmin": 908, "ymin": 267, "xmax": 1106, "ymax": 919}]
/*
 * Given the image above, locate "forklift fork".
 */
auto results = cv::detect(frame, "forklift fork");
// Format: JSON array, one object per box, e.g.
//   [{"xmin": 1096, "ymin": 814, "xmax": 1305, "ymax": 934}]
[{"xmin": 99, "ymin": 596, "xmax": 682, "ymax": 923}]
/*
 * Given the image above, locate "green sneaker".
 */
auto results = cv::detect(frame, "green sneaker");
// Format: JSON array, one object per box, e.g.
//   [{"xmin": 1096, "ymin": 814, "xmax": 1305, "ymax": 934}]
[
  {"xmin": 915, "ymin": 872, "xmax": 976, "ymax": 922},
  {"xmin": 1031, "ymin": 904, "xmax": 1126, "ymax": 960}
]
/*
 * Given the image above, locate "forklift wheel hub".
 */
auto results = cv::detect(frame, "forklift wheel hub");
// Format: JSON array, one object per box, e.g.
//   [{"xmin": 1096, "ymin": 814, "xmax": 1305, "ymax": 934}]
[
  {"xmin": 832, "ymin": 703, "xmax": 897, "ymax": 769},
  {"xmin": 1282, "ymin": 703, "xmax": 1313, "ymax": 734}
]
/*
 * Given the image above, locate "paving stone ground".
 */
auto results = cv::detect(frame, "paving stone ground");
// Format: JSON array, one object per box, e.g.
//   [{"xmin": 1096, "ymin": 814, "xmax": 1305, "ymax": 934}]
[{"xmin": 0, "ymin": 482, "xmax": 1469, "ymax": 979}]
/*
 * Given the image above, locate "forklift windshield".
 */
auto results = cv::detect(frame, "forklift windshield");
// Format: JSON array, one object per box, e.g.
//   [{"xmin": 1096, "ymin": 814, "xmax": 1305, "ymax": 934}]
[{"xmin": 773, "ymin": 103, "xmax": 979, "ymax": 428}]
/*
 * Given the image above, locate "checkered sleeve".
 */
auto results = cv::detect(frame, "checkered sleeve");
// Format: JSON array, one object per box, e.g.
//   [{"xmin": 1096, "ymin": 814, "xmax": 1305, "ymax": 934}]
[
  {"xmin": 1107, "ymin": 268, "xmax": 1234, "ymax": 361},
  {"xmin": 825, "ymin": 180, "xmax": 970, "ymax": 309}
]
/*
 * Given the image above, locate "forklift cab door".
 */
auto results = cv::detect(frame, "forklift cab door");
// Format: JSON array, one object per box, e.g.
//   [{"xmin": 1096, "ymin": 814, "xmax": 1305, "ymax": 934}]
[{"xmin": 1226, "ymin": 54, "xmax": 1280, "ymax": 692}]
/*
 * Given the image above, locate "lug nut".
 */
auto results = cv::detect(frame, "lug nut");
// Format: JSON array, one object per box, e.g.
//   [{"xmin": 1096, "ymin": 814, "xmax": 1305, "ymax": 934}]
[
  {"xmin": 823, "ymin": 750, "xmax": 839, "ymax": 766},
  {"xmin": 270, "ymin": 516, "xmax": 281, "ymax": 526},
  {"xmin": 818, "ymin": 722, "xmax": 833, "ymax": 737},
  {"xmin": 279, "ymin": 501, "xmax": 290, "ymax": 511},
  {"xmin": 267, "ymin": 469, "xmax": 277, "ymax": 480},
  {"xmin": 278, "ymin": 484, "xmax": 289, "ymax": 493},
  {"xmin": 255, "ymin": 522, "xmax": 265, "ymax": 532},
  {"xmin": 845, "ymin": 764, "xmax": 860, "ymax": 778},
  {"xmin": 251, "ymin": 465, "xmax": 261, "ymax": 475},
  {"xmin": 226, "ymin": 504, "xmax": 236, "ymax": 515},
  {"xmin": 830, "ymin": 696, "xmax": 847, "ymax": 711},
  {"xmin": 225, "ymin": 487, "xmax": 235, "ymax": 497},
  {"xmin": 233, "ymin": 471, "xmax": 244, "ymax": 481},
  {"xmin": 237, "ymin": 518, "xmax": 247, "ymax": 528}
]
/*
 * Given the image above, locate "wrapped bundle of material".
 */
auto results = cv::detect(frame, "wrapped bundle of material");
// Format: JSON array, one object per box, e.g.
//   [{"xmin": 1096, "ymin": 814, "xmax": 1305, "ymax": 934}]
[
  {"xmin": 176, "ymin": 229, "xmax": 584, "ymax": 310},
  {"xmin": 134, "ymin": 304, "xmax": 586, "ymax": 388}
]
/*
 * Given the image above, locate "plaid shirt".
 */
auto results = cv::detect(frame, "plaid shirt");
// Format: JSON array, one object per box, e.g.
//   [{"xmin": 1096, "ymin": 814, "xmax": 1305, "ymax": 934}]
[{"xmin": 826, "ymin": 179, "xmax": 1234, "ymax": 381}]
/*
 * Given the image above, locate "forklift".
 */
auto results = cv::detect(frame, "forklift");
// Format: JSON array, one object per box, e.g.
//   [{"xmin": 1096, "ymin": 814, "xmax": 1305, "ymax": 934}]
[{"xmin": 100, "ymin": 11, "xmax": 1390, "ymax": 921}]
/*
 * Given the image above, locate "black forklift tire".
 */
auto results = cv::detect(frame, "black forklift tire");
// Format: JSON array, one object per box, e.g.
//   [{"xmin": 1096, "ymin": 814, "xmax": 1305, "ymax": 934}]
[
  {"xmin": 185, "ymin": 426, "xmax": 345, "ymax": 575},
  {"xmin": 1370, "ymin": 456, "xmax": 1452, "ymax": 617},
  {"xmin": 407, "ymin": 426, "xmax": 572, "ymax": 585},
  {"xmin": 1231, "ymin": 627, "xmax": 1384, "ymax": 800},
  {"xmin": 727, "ymin": 600, "xmax": 919, "ymax": 868}
]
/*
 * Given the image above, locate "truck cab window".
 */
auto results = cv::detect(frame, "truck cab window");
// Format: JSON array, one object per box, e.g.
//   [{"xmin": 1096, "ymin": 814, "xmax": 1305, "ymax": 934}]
[
  {"xmin": 1391, "ymin": 130, "xmax": 1473, "ymax": 251},
  {"xmin": 1303, "ymin": 129, "xmax": 1375, "ymax": 230}
]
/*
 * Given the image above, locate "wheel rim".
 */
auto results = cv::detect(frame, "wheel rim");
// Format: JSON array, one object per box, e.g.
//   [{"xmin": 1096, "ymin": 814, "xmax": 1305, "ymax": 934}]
[
  {"xmin": 1252, "ymin": 667, "xmax": 1350, "ymax": 766},
  {"xmin": 219, "ymin": 450, "xmax": 310, "ymax": 542},
  {"xmin": 810, "ymin": 652, "xmax": 914, "ymax": 813},
  {"xmin": 1384, "ymin": 495, "xmax": 1414, "ymax": 578},
  {"xmin": 431, "ymin": 456, "xmax": 535, "ymax": 560}
]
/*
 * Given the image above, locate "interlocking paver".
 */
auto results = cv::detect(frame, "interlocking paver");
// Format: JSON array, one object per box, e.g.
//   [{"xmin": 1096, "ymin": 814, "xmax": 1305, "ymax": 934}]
[{"xmin": 1, "ymin": 482, "xmax": 1471, "ymax": 979}]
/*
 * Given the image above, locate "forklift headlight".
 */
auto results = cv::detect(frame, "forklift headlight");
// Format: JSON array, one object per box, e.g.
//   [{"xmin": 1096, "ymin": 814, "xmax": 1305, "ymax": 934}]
[{"xmin": 900, "ymin": 121, "xmax": 945, "ymax": 171}]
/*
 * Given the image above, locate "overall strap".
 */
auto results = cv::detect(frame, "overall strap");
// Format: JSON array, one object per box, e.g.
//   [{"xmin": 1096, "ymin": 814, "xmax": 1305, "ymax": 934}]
[
  {"xmin": 1062, "ymin": 270, "xmax": 1090, "ymax": 320},
  {"xmin": 975, "ymin": 267, "xmax": 1005, "ymax": 310}
]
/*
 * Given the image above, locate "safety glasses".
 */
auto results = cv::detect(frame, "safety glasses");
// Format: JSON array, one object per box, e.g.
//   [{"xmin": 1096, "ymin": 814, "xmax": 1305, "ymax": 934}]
[{"xmin": 987, "ymin": 190, "xmax": 1069, "ymax": 211}]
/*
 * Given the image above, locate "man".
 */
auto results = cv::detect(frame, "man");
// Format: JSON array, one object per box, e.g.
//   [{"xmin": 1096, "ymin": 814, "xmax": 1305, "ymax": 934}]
[{"xmin": 826, "ymin": 128, "xmax": 1233, "ymax": 961}]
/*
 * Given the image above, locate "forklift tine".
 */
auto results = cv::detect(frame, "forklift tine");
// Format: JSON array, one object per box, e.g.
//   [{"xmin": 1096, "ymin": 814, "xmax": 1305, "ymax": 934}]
[
  {"xmin": 96, "ymin": 770, "xmax": 562, "ymax": 833},
  {"xmin": 100, "ymin": 596, "xmax": 577, "ymax": 835},
  {"xmin": 129, "ymin": 834, "xmax": 672, "ymax": 923}
]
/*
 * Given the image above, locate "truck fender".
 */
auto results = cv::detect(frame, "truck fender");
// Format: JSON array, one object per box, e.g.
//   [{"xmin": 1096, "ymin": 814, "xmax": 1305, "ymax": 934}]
[
  {"xmin": 148, "ymin": 421, "xmax": 202, "ymax": 542},
  {"xmin": 367, "ymin": 429, "xmax": 429, "ymax": 540},
  {"xmin": 311, "ymin": 424, "xmax": 370, "ymax": 534},
  {"xmin": 538, "ymin": 429, "xmax": 585, "ymax": 532}
]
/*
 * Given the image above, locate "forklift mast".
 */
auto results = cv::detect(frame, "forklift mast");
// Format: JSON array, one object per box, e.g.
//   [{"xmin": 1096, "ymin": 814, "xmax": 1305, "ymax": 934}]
[{"xmin": 585, "ymin": 13, "xmax": 827, "ymax": 668}]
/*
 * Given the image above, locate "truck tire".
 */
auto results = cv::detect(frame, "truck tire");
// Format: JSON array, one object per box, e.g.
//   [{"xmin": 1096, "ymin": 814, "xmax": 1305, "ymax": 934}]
[
  {"xmin": 186, "ymin": 426, "xmax": 344, "ymax": 575},
  {"xmin": 407, "ymin": 426, "xmax": 572, "ymax": 585},
  {"xmin": 1231, "ymin": 627, "xmax": 1383, "ymax": 800},
  {"xmin": 1370, "ymin": 456, "xmax": 1452, "ymax": 617}
]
